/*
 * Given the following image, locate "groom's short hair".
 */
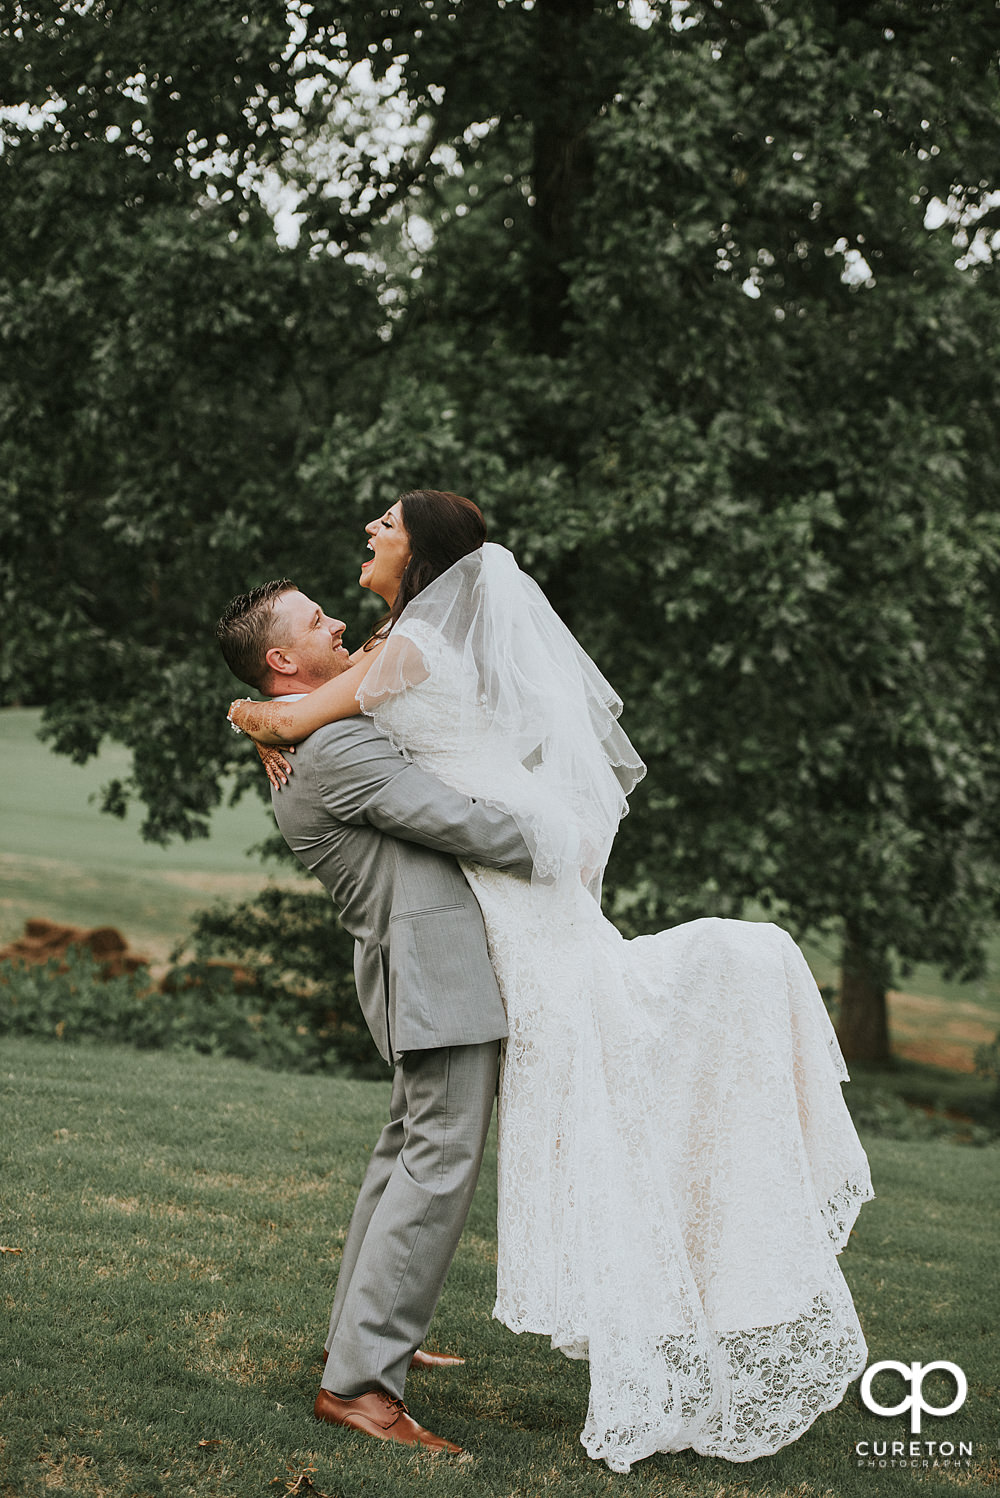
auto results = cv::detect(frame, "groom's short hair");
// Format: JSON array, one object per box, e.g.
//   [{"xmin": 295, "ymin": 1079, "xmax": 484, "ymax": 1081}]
[{"xmin": 216, "ymin": 578, "xmax": 296, "ymax": 690}]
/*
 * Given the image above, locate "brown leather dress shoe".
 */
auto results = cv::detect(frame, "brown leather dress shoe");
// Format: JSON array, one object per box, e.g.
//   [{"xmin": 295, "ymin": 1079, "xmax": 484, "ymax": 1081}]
[{"xmin": 313, "ymin": 1388, "xmax": 462, "ymax": 1454}]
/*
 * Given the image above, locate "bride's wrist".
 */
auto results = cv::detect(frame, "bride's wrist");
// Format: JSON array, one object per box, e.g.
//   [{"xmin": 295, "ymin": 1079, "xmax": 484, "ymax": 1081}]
[
  {"xmin": 227, "ymin": 698, "xmax": 290, "ymax": 743},
  {"xmin": 227, "ymin": 698, "xmax": 252, "ymax": 735}
]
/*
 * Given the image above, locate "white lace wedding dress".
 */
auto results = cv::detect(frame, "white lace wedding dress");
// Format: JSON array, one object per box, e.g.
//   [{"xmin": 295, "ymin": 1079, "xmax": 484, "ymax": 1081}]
[{"xmin": 365, "ymin": 608, "xmax": 872, "ymax": 1473}]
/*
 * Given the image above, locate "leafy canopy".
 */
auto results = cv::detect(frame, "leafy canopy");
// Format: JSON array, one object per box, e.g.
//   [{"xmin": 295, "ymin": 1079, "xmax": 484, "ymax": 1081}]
[{"xmin": 2, "ymin": 1, "xmax": 999, "ymax": 1009}]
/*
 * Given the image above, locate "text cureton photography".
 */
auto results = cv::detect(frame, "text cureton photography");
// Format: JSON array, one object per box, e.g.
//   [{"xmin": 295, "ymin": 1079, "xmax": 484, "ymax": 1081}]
[{"xmin": 854, "ymin": 1358, "xmax": 979, "ymax": 1475}]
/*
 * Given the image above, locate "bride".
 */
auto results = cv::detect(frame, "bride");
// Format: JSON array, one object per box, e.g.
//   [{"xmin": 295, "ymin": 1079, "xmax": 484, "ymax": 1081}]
[{"xmin": 229, "ymin": 489, "xmax": 873, "ymax": 1473}]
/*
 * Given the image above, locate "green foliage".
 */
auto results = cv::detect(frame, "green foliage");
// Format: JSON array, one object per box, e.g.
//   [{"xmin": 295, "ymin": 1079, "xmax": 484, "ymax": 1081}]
[
  {"xmin": 847, "ymin": 1088, "xmax": 989, "ymax": 1145},
  {"xmin": 974, "ymin": 1029, "xmax": 1000, "ymax": 1112},
  {"xmin": 0, "ymin": 941, "xmax": 374, "ymax": 1076},
  {"xmin": 0, "ymin": 0, "xmax": 382, "ymax": 840},
  {"xmin": 845, "ymin": 1067, "xmax": 999, "ymax": 1146},
  {"xmin": 548, "ymin": 7, "xmax": 1000, "ymax": 983},
  {"xmin": 182, "ymin": 884, "xmax": 384, "ymax": 1076}
]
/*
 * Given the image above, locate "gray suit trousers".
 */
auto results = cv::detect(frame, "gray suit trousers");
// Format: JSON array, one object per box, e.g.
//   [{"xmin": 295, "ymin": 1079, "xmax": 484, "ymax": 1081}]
[{"xmin": 321, "ymin": 1041, "xmax": 500, "ymax": 1400}]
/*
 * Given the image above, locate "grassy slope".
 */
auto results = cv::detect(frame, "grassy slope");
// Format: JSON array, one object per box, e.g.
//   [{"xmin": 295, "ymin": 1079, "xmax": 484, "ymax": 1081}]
[
  {"xmin": 2, "ymin": 707, "xmax": 304, "ymax": 960},
  {"xmin": 799, "ymin": 929, "xmax": 1000, "ymax": 1074},
  {"xmin": 1, "ymin": 1039, "xmax": 997, "ymax": 1498}
]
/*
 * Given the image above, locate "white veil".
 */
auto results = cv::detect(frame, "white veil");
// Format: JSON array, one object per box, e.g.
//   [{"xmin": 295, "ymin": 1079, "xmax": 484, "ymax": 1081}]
[{"xmin": 357, "ymin": 543, "xmax": 646, "ymax": 899}]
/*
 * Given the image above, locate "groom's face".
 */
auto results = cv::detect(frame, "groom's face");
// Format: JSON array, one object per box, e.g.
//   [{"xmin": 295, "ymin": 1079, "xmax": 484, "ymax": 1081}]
[{"xmin": 269, "ymin": 589, "xmax": 351, "ymax": 689}]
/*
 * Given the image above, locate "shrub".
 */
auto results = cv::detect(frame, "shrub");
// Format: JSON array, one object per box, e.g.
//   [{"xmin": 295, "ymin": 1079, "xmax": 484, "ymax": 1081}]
[
  {"xmin": 179, "ymin": 884, "xmax": 384, "ymax": 1076},
  {"xmin": 0, "ymin": 888, "xmax": 389, "ymax": 1076},
  {"xmin": 974, "ymin": 1029, "xmax": 1000, "ymax": 1111},
  {"xmin": 0, "ymin": 941, "xmax": 367, "ymax": 1076}
]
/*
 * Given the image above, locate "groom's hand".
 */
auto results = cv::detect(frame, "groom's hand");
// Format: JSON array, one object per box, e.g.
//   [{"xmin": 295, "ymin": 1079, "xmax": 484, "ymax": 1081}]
[{"xmin": 579, "ymin": 836, "xmax": 599, "ymax": 887}]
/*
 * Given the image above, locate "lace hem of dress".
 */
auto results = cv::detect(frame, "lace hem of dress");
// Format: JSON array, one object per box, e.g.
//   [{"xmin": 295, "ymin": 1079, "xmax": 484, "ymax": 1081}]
[
  {"xmin": 493, "ymin": 1173, "xmax": 872, "ymax": 1474},
  {"xmin": 580, "ymin": 1296, "xmax": 868, "ymax": 1471},
  {"xmin": 823, "ymin": 1170, "xmax": 876, "ymax": 1253},
  {"xmin": 490, "ymin": 1296, "xmax": 866, "ymax": 1473}
]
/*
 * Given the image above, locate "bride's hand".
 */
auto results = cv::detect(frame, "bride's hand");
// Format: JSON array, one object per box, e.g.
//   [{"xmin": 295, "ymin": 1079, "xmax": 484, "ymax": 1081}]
[
  {"xmin": 228, "ymin": 697, "xmax": 294, "ymax": 786},
  {"xmin": 255, "ymin": 741, "xmax": 294, "ymax": 790}
]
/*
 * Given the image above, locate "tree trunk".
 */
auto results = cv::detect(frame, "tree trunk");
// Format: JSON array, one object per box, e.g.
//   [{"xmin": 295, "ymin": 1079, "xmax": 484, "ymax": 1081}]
[
  {"xmin": 530, "ymin": 0, "xmax": 597, "ymax": 358},
  {"xmin": 836, "ymin": 919, "xmax": 891, "ymax": 1063}
]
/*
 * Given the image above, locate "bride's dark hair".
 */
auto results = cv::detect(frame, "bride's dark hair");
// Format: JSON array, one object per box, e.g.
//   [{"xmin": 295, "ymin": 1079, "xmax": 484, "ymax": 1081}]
[{"xmin": 370, "ymin": 489, "xmax": 486, "ymax": 643}]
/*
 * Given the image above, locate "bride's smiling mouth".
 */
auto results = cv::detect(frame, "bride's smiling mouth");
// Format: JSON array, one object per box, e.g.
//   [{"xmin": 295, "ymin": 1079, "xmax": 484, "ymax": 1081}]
[{"xmin": 360, "ymin": 501, "xmax": 411, "ymax": 601}]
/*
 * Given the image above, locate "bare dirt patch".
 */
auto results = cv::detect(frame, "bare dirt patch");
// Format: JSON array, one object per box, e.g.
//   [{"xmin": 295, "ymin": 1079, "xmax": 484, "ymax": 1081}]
[{"xmin": 888, "ymin": 989, "xmax": 996, "ymax": 1072}]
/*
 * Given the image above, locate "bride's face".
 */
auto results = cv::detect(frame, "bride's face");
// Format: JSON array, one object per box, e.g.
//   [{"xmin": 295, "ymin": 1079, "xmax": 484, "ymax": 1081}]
[{"xmin": 360, "ymin": 501, "xmax": 412, "ymax": 604}]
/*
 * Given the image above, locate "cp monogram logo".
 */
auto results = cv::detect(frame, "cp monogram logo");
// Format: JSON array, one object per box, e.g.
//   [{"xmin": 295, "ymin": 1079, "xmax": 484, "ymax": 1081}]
[{"xmin": 860, "ymin": 1361, "xmax": 968, "ymax": 1435}]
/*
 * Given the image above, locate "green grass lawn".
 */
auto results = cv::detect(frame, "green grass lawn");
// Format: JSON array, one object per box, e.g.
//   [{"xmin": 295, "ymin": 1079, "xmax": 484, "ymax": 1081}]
[
  {"xmin": 1, "ymin": 1039, "xmax": 997, "ymax": 1498},
  {"xmin": 2, "ymin": 707, "xmax": 304, "ymax": 961}
]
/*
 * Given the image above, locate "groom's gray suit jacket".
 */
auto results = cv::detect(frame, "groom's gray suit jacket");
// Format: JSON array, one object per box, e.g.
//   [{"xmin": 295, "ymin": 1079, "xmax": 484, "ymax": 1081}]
[{"xmin": 270, "ymin": 717, "xmax": 529, "ymax": 1063}]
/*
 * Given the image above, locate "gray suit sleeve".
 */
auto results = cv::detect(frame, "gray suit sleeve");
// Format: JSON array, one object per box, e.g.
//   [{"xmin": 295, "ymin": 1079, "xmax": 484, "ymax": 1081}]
[{"xmin": 310, "ymin": 721, "xmax": 534, "ymax": 876}]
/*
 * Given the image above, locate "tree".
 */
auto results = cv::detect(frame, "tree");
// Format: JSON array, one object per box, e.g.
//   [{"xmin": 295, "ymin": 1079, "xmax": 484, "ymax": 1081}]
[
  {"xmin": 288, "ymin": 2, "xmax": 1000, "ymax": 1059},
  {"xmin": 0, "ymin": 0, "xmax": 386, "ymax": 837},
  {"xmin": 3, "ymin": 0, "xmax": 999, "ymax": 1060},
  {"xmin": 563, "ymin": 3, "xmax": 1000, "ymax": 1061}
]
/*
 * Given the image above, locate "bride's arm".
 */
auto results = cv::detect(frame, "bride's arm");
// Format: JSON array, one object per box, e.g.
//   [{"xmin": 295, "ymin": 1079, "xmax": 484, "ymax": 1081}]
[
  {"xmin": 229, "ymin": 648, "xmax": 382, "ymax": 745},
  {"xmin": 347, "ymin": 637, "xmax": 380, "ymax": 665}
]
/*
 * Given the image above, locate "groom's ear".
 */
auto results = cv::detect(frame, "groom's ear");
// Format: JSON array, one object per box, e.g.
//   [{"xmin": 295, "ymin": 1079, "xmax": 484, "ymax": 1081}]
[{"xmin": 264, "ymin": 646, "xmax": 299, "ymax": 679}]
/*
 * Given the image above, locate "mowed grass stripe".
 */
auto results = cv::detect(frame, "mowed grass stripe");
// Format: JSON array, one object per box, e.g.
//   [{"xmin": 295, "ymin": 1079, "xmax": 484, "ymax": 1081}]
[
  {"xmin": 3, "ymin": 708, "xmax": 272, "ymax": 870},
  {"xmin": 2, "ymin": 707, "xmax": 304, "ymax": 959}
]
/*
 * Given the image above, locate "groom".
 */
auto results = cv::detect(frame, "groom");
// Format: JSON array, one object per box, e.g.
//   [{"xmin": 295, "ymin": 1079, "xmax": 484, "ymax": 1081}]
[{"xmin": 216, "ymin": 580, "xmax": 531, "ymax": 1456}]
